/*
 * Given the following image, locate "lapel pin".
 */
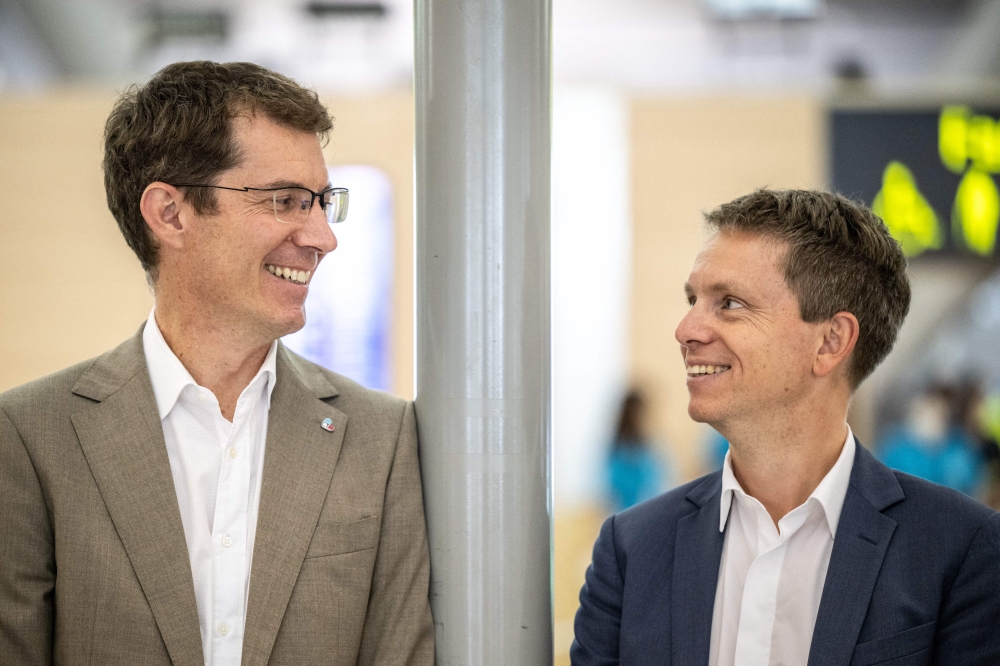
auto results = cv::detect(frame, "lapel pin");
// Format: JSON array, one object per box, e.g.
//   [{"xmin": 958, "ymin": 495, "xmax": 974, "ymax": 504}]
[{"xmin": 321, "ymin": 418, "xmax": 335, "ymax": 432}]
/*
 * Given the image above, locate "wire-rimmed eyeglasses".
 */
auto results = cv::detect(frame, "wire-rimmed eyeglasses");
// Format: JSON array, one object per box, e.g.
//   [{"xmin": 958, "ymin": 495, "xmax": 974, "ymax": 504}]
[{"xmin": 173, "ymin": 184, "xmax": 349, "ymax": 225}]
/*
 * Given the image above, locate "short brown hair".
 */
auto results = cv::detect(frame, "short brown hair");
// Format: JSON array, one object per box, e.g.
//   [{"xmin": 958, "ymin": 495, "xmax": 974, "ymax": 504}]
[
  {"xmin": 103, "ymin": 61, "xmax": 333, "ymax": 280},
  {"xmin": 705, "ymin": 189, "xmax": 911, "ymax": 388}
]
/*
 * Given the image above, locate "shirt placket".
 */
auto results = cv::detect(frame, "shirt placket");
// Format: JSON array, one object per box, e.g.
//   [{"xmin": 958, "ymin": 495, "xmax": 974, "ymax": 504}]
[
  {"xmin": 209, "ymin": 391, "xmax": 256, "ymax": 666},
  {"xmin": 732, "ymin": 499, "xmax": 808, "ymax": 666}
]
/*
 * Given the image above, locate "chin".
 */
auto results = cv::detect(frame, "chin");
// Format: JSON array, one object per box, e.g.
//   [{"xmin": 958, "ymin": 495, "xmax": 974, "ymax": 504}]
[
  {"xmin": 256, "ymin": 303, "xmax": 306, "ymax": 340},
  {"xmin": 687, "ymin": 399, "xmax": 727, "ymax": 426},
  {"xmin": 276, "ymin": 309, "xmax": 307, "ymax": 336}
]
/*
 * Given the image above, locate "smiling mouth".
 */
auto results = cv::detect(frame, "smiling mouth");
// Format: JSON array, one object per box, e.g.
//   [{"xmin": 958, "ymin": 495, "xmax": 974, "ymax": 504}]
[
  {"xmin": 686, "ymin": 364, "xmax": 731, "ymax": 377},
  {"xmin": 265, "ymin": 264, "xmax": 311, "ymax": 285}
]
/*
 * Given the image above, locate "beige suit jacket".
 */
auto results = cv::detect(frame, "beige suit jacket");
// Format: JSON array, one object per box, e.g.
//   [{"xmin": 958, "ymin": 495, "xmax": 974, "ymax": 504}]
[{"xmin": 0, "ymin": 328, "xmax": 434, "ymax": 665}]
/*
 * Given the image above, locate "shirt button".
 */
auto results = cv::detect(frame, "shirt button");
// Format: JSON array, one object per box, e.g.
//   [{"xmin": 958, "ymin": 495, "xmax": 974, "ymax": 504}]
[
  {"xmin": 198, "ymin": 394, "xmax": 208, "ymax": 403},
  {"xmin": 229, "ymin": 447, "xmax": 237, "ymax": 459},
  {"xmin": 218, "ymin": 623, "xmax": 229, "ymax": 637},
  {"xmin": 222, "ymin": 535, "xmax": 233, "ymax": 548}
]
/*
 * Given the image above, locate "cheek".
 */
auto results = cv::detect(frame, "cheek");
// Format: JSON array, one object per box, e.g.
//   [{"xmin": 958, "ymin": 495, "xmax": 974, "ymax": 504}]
[
  {"xmin": 740, "ymin": 336, "xmax": 808, "ymax": 382},
  {"xmin": 757, "ymin": 337, "xmax": 815, "ymax": 387}
]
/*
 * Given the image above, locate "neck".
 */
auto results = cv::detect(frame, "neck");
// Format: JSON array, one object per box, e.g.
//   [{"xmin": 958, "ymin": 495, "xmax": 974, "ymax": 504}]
[
  {"xmin": 721, "ymin": 387, "xmax": 851, "ymax": 526},
  {"xmin": 152, "ymin": 291, "xmax": 273, "ymax": 422}
]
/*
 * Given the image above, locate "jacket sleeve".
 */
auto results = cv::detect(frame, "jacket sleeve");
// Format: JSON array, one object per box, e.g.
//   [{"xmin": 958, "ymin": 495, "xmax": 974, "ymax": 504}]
[
  {"xmin": 935, "ymin": 511, "xmax": 1000, "ymax": 665},
  {"xmin": 356, "ymin": 401, "xmax": 434, "ymax": 666},
  {"xmin": 0, "ymin": 406, "xmax": 55, "ymax": 665},
  {"xmin": 570, "ymin": 514, "xmax": 623, "ymax": 666}
]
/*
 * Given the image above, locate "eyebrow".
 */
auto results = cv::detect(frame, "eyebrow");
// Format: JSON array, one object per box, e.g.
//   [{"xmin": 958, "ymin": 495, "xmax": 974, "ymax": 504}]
[
  {"xmin": 258, "ymin": 180, "xmax": 334, "ymax": 191},
  {"xmin": 685, "ymin": 281, "xmax": 745, "ymax": 296}
]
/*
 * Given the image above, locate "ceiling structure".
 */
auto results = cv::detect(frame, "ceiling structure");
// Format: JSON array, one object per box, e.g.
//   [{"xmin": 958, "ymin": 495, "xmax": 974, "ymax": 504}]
[{"xmin": 1, "ymin": 0, "xmax": 998, "ymax": 94}]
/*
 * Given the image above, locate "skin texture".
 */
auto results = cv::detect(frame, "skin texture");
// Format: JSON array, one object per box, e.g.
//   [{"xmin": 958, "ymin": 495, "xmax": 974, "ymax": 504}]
[
  {"xmin": 675, "ymin": 230, "xmax": 860, "ymax": 525},
  {"xmin": 138, "ymin": 114, "xmax": 338, "ymax": 420}
]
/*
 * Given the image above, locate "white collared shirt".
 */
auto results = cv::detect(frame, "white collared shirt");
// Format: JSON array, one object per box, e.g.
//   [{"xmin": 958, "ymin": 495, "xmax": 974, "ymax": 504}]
[
  {"xmin": 143, "ymin": 310, "xmax": 277, "ymax": 666},
  {"xmin": 708, "ymin": 428, "xmax": 856, "ymax": 666}
]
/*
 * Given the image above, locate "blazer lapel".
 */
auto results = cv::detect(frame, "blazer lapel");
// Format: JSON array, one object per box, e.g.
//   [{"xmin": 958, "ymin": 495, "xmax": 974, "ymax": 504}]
[
  {"xmin": 807, "ymin": 442, "xmax": 904, "ymax": 666},
  {"xmin": 71, "ymin": 330, "xmax": 204, "ymax": 666},
  {"xmin": 671, "ymin": 473, "xmax": 725, "ymax": 666},
  {"xmin": 240, "ymin": 345, "xmax": 347, "ymax": 666}
]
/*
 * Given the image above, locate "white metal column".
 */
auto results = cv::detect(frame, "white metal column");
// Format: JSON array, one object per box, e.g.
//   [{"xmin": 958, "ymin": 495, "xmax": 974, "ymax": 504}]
[{"xmin": 414, "ymin": 0, "xmax": 553, "ymax": 663}]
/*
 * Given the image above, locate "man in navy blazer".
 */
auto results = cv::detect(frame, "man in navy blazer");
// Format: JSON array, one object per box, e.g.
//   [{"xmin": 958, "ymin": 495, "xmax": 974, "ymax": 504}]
[{"xmin": 572, "ymin": 190, "xmax": 1000, "ymax": 666}]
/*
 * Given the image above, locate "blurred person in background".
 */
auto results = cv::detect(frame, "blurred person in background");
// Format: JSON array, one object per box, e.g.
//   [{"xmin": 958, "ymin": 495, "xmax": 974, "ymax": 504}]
[
  {"xmin": 961, "ymin": 381, "xmax": 1000, "ymax": 509},
  {"xmin": 877, "ymin": 384, "xmax": 983, "ymax": 496},
  {"xmin": 572, "ymin": 189, "xmax": 1000, "ymax": 666},
  {"xmin": 0, "ymin": 62, "xmax": 432, "ymax": 666},
  {"xmin": 606, "ymin": 389, "xmax": 672, "ymax": 511}
]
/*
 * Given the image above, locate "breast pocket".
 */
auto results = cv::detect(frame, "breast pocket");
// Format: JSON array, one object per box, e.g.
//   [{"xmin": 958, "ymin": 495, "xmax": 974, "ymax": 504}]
[
  {"xmin": 305, "ymin": 515, "xmax": 380, "ymax": 558},
  {"xmin": 850, "ymin": 621, "xmax": 936, "ymax": 666}
]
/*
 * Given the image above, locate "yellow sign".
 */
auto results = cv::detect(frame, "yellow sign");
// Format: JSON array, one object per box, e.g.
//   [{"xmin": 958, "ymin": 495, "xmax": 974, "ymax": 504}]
[
  {"xmin": 953, "ymin": 168, "xmax": 1000, "ymax": 256},
  {"xmin": 940, "ymin": 106, "xmax": 970, "ymax": 174},
  {"xmin": 939, "ymin": 105, "xmax": 1000, "ymax": 174},
  {"xmin": 872, "ymin": 161, "xmax": 942, "ymax": 257},
  {"xmin": 893, "ymin": 106, "xmax": 1000, "ymax": 256}
]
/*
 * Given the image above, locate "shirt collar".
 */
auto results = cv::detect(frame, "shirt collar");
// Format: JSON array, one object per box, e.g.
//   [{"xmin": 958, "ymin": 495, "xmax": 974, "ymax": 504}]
[
  {"xmin": 719, "ymin": 426, "xmax": 856, "ymax": 538},
  {"xmin": 142, "ymin": 309, "xmax": 278, "ymax": 420}
]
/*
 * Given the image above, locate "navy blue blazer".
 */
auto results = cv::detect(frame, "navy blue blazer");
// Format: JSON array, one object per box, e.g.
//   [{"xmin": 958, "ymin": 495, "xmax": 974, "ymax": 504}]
[{"xmin": 571, "ymin": 441, "xmax": 1000, "ymax": 666}]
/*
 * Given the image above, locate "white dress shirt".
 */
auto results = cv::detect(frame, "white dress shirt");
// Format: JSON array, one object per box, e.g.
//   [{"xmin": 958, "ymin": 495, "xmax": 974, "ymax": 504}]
[
  {"xmin": 708, "ymin": 428, "xmax": 856, "ymax": 666},
  {"xmin": 143, "ymin": 311, "xmax": 277, "ymax": 666}
]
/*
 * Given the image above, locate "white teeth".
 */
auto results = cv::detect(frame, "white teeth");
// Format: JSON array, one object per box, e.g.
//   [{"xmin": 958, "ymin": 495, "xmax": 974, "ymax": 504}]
[
  {"xmin": 687, "ymin": 364, "xmax": 731, "ymax": 376},
  {"xmin": 265, "ymin": 264, "xmax": 309, "ymax": 284}
]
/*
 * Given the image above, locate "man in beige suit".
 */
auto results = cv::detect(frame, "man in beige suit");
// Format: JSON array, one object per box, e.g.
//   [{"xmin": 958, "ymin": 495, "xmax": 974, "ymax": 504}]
[{"xmin": 0, "ymin": 61, "xmax": 433, "ymax": 665}]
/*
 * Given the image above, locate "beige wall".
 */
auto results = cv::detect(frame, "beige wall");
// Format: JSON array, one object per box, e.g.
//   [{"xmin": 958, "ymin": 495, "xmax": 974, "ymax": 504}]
[
  {"xmin": 629, "ymin": 96, "xmax": 826, "ymax": 480},
  {"xmin": 0, "ymin": 90, "xmax": 415, "ymax": 398},
  {"xmin": 0, "ymin": 91, "xmax": 152, "ymax": 391}
]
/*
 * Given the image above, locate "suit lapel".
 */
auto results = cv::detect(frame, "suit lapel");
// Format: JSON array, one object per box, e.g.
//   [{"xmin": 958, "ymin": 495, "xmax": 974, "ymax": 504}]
[
  {"xmin": 240, "ymin": 345, "xmax": 347, "ymax": 666},
  {"xmin": 71, "ymin": 331, "xmax": 204, "ymax": 666},
  {"xmin": 807, "ymin": 443, "xmax": 904, "ymax": 666},
  {"xmin": 671, "ymin": 474, "xmax": 725, "ymax": 666}
]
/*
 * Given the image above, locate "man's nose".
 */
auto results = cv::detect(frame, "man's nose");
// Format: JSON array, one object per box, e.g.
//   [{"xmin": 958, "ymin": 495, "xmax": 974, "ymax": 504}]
[
  {"xmin": 293, "ymin": 200, "xmax": 338, "ymax": 254},
  {"xmin": 675, "ymin": 302, "xmax": 713, "ymax": 347}
]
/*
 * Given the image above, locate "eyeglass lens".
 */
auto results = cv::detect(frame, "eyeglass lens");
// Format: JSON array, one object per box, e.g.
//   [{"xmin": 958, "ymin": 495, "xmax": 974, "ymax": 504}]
[{"xmin": 271, "ymin": 188, "xmax": 349, "ymax": 225}]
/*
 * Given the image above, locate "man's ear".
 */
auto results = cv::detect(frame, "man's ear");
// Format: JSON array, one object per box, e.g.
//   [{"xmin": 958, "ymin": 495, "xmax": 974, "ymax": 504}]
[
  {"xmin": 139, "ymin": 182, "xmax": 188, "ymax": 251},
  {"xmin": 814, "ymin": 311, "xmax": 860, "ymax": 379}
]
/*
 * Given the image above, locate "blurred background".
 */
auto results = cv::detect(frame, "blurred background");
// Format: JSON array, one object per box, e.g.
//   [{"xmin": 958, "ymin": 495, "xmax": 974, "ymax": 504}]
[{"xmin": 4, "ymin": 0, "xmax": 1000, "ymax": 662}]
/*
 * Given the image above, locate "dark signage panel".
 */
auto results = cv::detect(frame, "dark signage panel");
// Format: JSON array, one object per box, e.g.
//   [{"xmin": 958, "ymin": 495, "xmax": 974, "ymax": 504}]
[{"xmin": 830, "ymin": 108, "xmax": 1000, "ymax": 259}]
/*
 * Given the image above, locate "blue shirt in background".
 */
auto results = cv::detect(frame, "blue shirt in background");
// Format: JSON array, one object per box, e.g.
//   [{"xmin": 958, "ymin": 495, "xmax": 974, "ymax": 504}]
[
  {"xmin": 607, "ymin": 441, "xmax": 664, "ymax": 511},
  {"xmin": 877, "ymin": 425, "xmax": 983, "ymax": 496}
]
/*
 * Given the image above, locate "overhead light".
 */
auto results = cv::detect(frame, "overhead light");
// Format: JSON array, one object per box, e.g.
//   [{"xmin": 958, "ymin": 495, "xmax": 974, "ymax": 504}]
[
  {"xmin": 305, "ymin": 2, "xmax": 389, "ymax": 19},
  {"xmin": 702, "ymin": 0, "xmax": 822, "ymax": 20},
  {"xmin": 146, "ymin": 10, "xmax": 229, "ymax": 44}
]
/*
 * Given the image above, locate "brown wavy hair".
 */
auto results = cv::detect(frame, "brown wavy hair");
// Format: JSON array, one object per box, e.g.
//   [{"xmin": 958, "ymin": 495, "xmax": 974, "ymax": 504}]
[
  {"xmin": 102, "ymin": 61, "xmax": 333, "ymax": 282},
  {"xmin": 704, "ymin": 189, "xmax": 911, "ymax": 388}
]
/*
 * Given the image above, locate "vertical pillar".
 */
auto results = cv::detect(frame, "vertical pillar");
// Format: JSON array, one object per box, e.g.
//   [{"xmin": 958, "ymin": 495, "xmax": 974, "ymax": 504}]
[{"xmin": 414, "ymin": 0, "xmax": 552, "ymax": 663}]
